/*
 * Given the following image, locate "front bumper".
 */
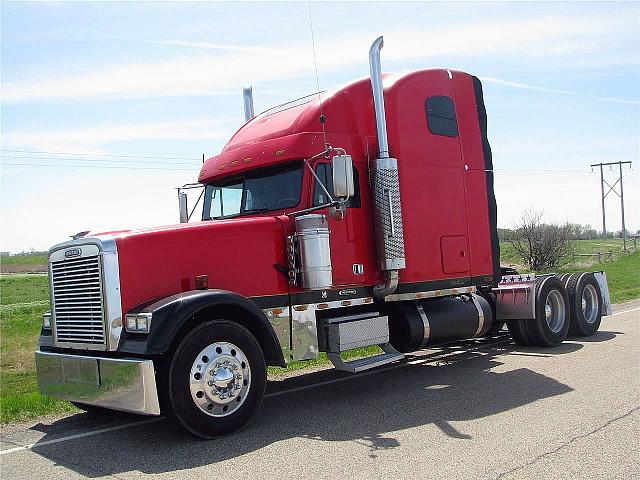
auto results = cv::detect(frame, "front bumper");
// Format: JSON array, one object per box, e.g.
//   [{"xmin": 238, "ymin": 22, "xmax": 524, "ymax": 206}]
[{"xmin": 35, "ymin": 351, "xmax": 160, "ymax": 415}]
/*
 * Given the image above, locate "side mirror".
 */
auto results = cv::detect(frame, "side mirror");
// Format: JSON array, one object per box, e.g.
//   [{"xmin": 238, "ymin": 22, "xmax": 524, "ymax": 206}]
[
  {"xmin": 178, "ymin": 192, "xmax": 189, "ymax": 223},
  {"xmin": 332, "ymin": 155, "xmax": 354, "ymax": 200}
]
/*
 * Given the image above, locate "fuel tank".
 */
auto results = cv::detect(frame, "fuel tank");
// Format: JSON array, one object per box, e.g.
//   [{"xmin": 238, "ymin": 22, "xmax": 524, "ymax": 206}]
[{"xmin": 386, "ymin": 294, "xmax": 493, "ymax": 353}]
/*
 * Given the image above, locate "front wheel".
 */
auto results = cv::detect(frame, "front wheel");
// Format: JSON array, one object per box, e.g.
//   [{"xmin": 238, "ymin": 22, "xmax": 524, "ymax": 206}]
[{"xmin": 168, "ymin": 319, "xmax": 266, "ymax": 438}]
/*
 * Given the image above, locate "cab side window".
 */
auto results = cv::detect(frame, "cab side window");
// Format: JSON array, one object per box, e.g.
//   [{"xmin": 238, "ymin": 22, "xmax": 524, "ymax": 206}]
[
  {"xmin": 425, "ymin": 95, "xmax": 458, "ymax": 138},
  {"xmin": 313, "ymin": 163, "xmax": 361, "ymax": 208}
]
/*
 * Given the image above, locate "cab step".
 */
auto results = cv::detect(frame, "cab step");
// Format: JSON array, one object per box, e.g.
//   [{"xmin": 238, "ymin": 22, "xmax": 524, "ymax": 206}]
[
  {"xmin": 317, "ymin": 312, "xmax": 405, "ymax": 373},
  {"xmin": 327, "ymin": 344, "xmax": 405, "ymax": 373}
]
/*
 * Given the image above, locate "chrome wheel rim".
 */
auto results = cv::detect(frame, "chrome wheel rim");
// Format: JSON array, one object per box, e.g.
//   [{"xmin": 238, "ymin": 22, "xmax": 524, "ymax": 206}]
[
  {"xmin": 190, "ymin": 342, "xmax": 251, "ymax": 417},
  {"xmin": 582, "ymin": 284, "xmax": 599, "ymax": 324},
  {"xmin": 545, "ymin": 290, "xmax": 566, "ymax": 333}
]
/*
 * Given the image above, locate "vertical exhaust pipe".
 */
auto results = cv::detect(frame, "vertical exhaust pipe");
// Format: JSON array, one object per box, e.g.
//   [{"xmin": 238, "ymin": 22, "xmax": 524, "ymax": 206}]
[
  {"xmin": 243, "ymin": 85, "xmax": 254, "ymax": 122},
  {"xmin": 369, "ymin": 36, "xmax": 406, "ymax": 299},
  {"xmin": 369, "ymin": 37, "xmax": 390, "ymax": 158}
]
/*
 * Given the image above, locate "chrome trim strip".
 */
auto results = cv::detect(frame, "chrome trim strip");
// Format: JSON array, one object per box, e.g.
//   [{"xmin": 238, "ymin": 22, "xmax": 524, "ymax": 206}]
[
  {"xmin": 385, "ymin": 286, "xmax": 476, "ymax": 302},
  {"xmin": 471, "ymin": 294, "xmax": 485, "ymax": 337},
  {"xmin": 35, "ymin": 351, "xmax": 160, "ymax": 415}
]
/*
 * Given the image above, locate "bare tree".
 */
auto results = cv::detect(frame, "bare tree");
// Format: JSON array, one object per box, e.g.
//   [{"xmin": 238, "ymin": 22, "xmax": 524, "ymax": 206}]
[{"xmin": 506, "ymin": 210, "xmax": 576, "ymax": 271}]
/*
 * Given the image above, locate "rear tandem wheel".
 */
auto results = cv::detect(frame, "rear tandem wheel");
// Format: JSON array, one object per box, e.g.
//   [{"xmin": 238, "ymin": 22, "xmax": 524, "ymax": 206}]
[{"xmin": 507, "ymin": 276, "xmax": 571, "ymax": 347}]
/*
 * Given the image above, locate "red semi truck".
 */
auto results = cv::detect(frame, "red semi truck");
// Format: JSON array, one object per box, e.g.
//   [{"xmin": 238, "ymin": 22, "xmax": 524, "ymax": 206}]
[{"xmin": 36, "ymin": 37, "xmax": 612, "ymax": 438}]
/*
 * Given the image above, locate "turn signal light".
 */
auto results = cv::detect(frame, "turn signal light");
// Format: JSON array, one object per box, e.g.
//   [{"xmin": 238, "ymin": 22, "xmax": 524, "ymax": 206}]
[
  {"xmin": 125, "ymin": 313, "xmax": 152, "ymax": 333},
  {"xmin": 42, "ymin": 312, "xmax": 51, "ymax": 329}
]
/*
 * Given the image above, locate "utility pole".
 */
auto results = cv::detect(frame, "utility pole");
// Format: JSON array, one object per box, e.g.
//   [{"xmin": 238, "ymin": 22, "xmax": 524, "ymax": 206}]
[{"xmin": 590, "ymin": 161, "xmax": 632, "ymax": 251}]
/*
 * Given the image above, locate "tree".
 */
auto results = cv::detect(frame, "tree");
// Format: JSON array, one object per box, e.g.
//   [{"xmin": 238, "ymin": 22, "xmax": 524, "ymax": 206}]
[{"xmin": 506, "ymin": 210, "xmax": 576, "ymax": 271}]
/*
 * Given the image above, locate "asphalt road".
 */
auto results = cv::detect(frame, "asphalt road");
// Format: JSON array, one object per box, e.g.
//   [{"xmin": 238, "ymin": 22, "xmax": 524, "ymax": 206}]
[{"xmin": 2, "ymin": 300, "xmax": 639, "ymax": 479}]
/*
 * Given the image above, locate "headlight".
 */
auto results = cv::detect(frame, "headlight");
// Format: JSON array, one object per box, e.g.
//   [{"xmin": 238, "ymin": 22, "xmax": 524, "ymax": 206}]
[
  {"xmin": 43, "ymin": 312, "xmax": 51, "ymax": 329},
  {"xmin": 124, "ymin": 312, "xmax": 152, "ymax": 333}
]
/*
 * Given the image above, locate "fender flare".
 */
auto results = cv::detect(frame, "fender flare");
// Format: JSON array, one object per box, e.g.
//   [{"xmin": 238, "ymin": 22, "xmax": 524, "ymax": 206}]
[{"xmin": 118, "ymin": 289, "xmax": 286, "ymax": 367}]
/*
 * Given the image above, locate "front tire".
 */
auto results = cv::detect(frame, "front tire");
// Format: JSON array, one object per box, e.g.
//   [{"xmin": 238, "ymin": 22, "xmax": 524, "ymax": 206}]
[{"xmin": 168, "ymin": 319, "xmax": 266, "ymax": 438}]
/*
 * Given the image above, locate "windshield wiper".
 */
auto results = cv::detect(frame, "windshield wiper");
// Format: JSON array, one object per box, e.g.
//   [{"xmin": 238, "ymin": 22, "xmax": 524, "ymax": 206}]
[{"xmin": 209, "ymin": 208, "xmax": 271, "ymax": 220}]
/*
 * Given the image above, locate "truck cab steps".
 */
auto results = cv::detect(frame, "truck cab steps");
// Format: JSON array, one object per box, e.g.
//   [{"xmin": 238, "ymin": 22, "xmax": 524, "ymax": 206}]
[
  {"xmin": 327, "ymin": 344, "xmax": 405, "ymax": 373},
  {"xmin": 317, "ymin": 311, "xmax": 405, "ymax": 373}
]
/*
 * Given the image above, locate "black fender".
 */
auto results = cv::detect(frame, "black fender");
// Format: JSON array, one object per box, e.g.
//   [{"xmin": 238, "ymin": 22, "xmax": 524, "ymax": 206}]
[{"xmin": 118, "ymin": 289, "xmax": 286, "ymax": 367}]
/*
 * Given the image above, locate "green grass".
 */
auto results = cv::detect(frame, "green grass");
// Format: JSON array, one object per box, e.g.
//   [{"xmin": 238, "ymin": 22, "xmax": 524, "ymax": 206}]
[
  {"xmin": 0, "ymin": 372, "xmax": 76, "ymax": 424},
  {"xmin": 0, "ymin": 274, "xmax": 49, "ymax": 305},
  {"xmin": 0, "ymin": 275, "xmax": 73, "ymax": 423},
  {"xmin": 0, "ymin": 255, "xmax": 47, "ymax": 265}
]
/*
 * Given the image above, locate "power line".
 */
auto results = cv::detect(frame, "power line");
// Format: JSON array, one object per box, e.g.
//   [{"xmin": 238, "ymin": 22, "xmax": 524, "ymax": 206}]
[
  {"xmin": 0, "ymin": 149, "xmax": 197, "ymax": 160},
  {"xmin": 1, "ymin": 162, "xmax": 195, "ymax": 171},
  {"xmin": 487, "ymin": 168, "xmax": 594, "ymax": 175},
  {"xmin": 0, "ymin": 161, "xmax": 601, "ymax": 175},
  {"xmin": 0, "ymin": 154, "xmax": 201, "ymax": 166}
]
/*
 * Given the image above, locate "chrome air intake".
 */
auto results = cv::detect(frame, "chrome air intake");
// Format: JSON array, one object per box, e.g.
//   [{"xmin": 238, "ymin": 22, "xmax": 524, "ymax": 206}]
[{"xmin": 369, "ymin": 36, "xmax": 406, "ymax": 298}]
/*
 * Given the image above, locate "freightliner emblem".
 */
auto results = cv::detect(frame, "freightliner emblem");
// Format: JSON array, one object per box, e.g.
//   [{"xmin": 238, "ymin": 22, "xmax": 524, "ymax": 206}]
[
  {"xmin": 64, "ymin": 248, "xmax": 82, "ymax": 259},
  {"xmin": 339, "ymin": 289, "xmax": 357, "ymax": 296}
]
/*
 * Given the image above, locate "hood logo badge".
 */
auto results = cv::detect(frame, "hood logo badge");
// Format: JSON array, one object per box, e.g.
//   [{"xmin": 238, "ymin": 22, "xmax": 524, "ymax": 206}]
[{"xmin": 64, "ymin": 248, "xmax": 82, "ymax": 259}]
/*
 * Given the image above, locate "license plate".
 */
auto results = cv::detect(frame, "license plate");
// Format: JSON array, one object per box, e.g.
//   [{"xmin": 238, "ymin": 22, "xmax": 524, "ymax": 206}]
[{"xmin": 61, "ymin": 357, "xmax": 100, "ymax": 386}]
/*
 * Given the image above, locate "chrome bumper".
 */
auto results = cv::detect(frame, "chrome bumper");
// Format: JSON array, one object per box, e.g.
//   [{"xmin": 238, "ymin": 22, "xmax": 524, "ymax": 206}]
[{"xmin": 35, "ymin": 351, "xmax": 160, "ymax": 415}]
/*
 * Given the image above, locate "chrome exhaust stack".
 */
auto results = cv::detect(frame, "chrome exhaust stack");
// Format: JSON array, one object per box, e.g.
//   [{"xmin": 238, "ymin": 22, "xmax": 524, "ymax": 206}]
[
  {"xmin": 369, "ymin": 36, "xmax": 406, "ymax": 299},
  {"xmin": 243, "ymin": 85, "xmax": 254, "ymax": 122}
]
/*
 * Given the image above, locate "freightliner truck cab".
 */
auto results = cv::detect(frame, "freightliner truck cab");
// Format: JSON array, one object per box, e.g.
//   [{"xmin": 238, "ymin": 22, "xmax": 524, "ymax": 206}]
[{"xmin": 35, "ymin": 37, "xmax": 611, "ymax": 438}]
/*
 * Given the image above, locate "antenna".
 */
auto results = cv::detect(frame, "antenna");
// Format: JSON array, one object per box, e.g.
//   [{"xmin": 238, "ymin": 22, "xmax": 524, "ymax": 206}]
[{"xmin": 307, "ymin": 1, "xmax": 328, "ymax": 149}]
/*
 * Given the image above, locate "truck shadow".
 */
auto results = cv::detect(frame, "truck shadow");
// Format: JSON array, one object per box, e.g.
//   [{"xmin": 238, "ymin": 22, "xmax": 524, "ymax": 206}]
[{"xmin": 27, "ymin": 338, "xmax": 607, "ymax": 477}]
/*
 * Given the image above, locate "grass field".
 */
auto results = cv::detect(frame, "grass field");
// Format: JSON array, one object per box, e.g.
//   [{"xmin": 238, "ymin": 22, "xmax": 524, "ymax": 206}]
[
  {"xmin": 0, "ymin": 255, "xmax": 47, "ymax": 266},
  {"xmin": 0, "ymin": 276, "xmax": 77, "ymax": 423},
  {"xmin": 1, "ymin": 243, "xmax": 638, "ymax": 424}
]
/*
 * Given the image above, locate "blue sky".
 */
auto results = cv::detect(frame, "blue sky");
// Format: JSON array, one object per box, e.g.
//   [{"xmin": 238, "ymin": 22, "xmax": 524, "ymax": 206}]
[{"xmin": 1, "ymin": 1, "xmax": 638, "ymax": 252}]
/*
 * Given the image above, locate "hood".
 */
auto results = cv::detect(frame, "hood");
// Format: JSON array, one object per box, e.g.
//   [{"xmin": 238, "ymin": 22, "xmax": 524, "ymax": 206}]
[{"xmin": 104, "ymin": 216, "xmax": 292, "ymax": 315}]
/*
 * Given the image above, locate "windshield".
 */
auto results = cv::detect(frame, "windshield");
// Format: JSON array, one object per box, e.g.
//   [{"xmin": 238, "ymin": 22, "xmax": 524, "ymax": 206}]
[{"xmin": 202, "ymin": 162, "xmax": 303, "ymax": 220}]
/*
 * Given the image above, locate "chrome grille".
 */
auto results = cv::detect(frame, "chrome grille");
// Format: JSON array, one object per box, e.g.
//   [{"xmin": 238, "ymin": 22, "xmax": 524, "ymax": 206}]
[{"xmin": 51, "ymin": 255, "xmax": 105, "ymax": 346}]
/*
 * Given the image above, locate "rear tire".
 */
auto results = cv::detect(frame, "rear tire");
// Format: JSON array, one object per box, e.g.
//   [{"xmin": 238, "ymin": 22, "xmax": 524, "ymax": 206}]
[
  {"xmin": 168, "ymin": 319, "xmax": 266, "ymax": 438},
  {"xmin": 525, "ymin": 276, "xmax": 570, "ymax": 346},
  {"xmin": 565, "ymin": 273, "xmax": 602, "ymax": 336},
  {"xmin": 507, "ymin": 319, "xmax": 531, "ymax": 345}
]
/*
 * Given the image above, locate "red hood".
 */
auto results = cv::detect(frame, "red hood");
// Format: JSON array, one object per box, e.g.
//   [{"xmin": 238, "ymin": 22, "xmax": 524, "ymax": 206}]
[{"xmin": 111, "ymin": 216, "xmax": 293, "ymax": 315}]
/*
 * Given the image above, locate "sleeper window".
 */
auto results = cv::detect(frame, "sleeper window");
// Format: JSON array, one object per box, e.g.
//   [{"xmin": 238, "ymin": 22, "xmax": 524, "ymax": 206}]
[{"xmin": 425, "ymin": 95, "xmax": 458, "ymax": 138}]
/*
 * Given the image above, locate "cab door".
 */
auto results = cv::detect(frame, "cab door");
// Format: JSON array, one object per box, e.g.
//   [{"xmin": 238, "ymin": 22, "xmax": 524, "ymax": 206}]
[{"xmin": 310, "ymin": 160, "xmax": 376, "ymax": 287}]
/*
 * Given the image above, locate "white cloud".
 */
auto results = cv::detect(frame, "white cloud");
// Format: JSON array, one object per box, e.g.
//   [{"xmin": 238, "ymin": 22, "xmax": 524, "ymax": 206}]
[
  {"xmin": 94, "ymin": 32, "xmax": 272, "ymax": 53},
  {"xmin": 2, "ymin": 14, "xmax": 632, "ymax": 103},
  {"xmin": 1, "ymin": 117, "xmax": 235, "ymax": 152},
  {"xmin": 480, "ymin": 76, "xmax": 639, "ymax": 105}
]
